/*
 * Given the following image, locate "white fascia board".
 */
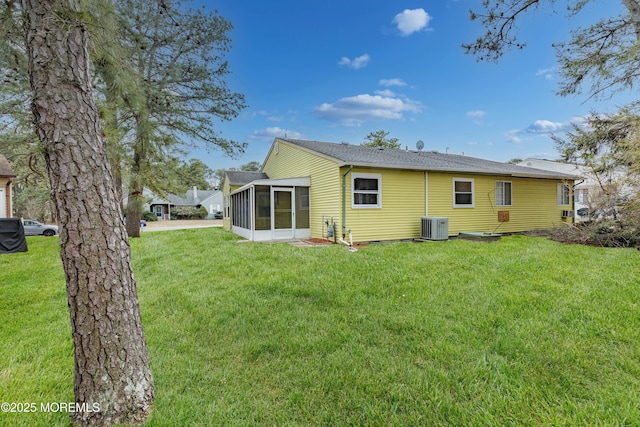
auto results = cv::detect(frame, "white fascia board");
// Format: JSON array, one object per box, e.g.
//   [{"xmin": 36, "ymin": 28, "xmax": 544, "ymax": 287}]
[{"xmin": 231, "ymin": 176, "xmax": 311, "ymax": 195}]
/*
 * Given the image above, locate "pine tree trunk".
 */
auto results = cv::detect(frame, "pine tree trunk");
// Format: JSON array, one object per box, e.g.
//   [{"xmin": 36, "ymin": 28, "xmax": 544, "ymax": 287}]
[
  {"xmin": 22, "ymin": 0, "xmax": 154, "ymax": 425},
  {"xmin": 126, "ymin": 190, "xmax": 143, "ymax": 238},
  {"xmin": 126, "ymin": 113, "xmax": 149, "ymax": 238}
]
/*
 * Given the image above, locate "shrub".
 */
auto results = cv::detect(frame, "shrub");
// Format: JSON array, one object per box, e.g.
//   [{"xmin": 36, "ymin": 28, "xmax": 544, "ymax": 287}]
[
  {"xmin": 197, "ymin": 206, "xmax": 208, "ymax": 219},
  {"xmin": 171, "ymin": 206, "xmax": 199, "ymax": 219},
  {"xmin": 142, "ymin": 211, "xmax": 158, "ymax": 222},
  {"xmin": 549, "ymin": 219, "xmax": 640, "ymax": 248}
]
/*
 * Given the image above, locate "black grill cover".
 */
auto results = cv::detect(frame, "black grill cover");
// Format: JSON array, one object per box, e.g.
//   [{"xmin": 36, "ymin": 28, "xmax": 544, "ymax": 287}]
[{"xmin": 0, "ymin": 218, "xmax": 28, "ymax": 254}]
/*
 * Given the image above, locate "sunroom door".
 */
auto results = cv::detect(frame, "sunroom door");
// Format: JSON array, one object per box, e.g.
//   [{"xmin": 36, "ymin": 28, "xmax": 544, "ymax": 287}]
[{"xmin": 271, "ymin": 187, "xmax": 294, "ymax": 239}]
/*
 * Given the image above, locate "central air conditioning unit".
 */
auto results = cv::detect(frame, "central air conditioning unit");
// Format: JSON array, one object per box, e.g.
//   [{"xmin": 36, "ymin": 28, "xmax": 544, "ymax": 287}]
[
  {"xmin": 421, "ymin": 217, "xmax": 448, "ymax": 240},
  {"xmin": 561, "ymin": 210, "xmax": 575, "ymax": 218}
]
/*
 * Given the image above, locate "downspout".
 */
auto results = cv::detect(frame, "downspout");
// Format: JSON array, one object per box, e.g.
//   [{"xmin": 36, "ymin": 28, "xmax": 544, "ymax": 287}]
[
  {"xmin": 341, "ymin": 165, "xmax": 353, "ymax": 238},
  {"xmin": 424, "ymin": 172, "xmax": 429, "ymax": 217}
]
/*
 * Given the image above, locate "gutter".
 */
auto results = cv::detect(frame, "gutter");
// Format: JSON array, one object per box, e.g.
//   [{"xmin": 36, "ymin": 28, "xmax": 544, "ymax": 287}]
[
  {"xmin": 341, "ymin": 165, "xmax": 353, "ymax": 237},
  {"xmin": 335, "ymin": 161, "xmax": 576, "ymax": 180}
]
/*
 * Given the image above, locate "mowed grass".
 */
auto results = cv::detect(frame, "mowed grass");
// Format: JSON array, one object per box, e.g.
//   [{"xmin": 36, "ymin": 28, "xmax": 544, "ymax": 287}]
[{"xmin": 1, "ymin": 229, "xmax": 639, "ymax": 426}]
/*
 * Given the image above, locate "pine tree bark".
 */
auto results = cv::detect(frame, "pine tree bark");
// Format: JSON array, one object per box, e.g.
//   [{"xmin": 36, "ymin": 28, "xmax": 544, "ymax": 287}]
[{"xmin": 22, "ymin": 0, "xmax": 154, "ymax": 425}]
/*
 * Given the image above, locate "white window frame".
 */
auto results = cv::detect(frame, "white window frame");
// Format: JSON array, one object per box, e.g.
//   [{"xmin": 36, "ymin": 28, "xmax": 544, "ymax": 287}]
[
  {"xmin": 495, "ymin": 180, "xmax": 512, "ymax": 206},
  {"xmin": 453, "ymin": 178, "xmax": 474, "ymax": 208},
  {"xmin": 557, "ymin": 183, "xmax": 571, "ymax": 206},
  {"xmin": 352, "ymin": 172, "xmax": 381, "ymax": 208}
]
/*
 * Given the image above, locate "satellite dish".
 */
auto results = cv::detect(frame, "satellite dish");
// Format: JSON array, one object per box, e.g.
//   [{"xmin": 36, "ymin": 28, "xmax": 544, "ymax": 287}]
[{"xmin": 416, "ymin": 140, "xmax": 424, "ymax": 151}]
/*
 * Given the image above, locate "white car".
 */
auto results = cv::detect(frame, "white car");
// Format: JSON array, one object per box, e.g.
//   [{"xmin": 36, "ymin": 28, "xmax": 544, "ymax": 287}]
[{"xmin": 23, "ymin": 219, "xmax": 58, "ymax": 237}]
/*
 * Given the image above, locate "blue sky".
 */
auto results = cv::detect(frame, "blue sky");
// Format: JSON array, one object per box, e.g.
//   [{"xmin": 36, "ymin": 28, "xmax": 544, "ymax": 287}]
[{"xmin": 190, "ymin": 0, "xmax": 632, "ymax": 171}]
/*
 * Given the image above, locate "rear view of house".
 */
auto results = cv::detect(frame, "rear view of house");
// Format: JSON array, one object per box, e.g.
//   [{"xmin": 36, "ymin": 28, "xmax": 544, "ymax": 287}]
[
  {"xmin": 222, "ymin": 138, "xmax": 578, "ymax": 242},
  {"xmin": 0, "ymin": 154, "xmax": 16, "ymax": 219}
]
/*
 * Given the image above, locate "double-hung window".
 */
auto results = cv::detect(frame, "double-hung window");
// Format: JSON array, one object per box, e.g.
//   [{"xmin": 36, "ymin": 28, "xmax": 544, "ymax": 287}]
[
  {"xmin": 557, "ymin": 183, "xmax": 571, "ymax": 206},
  {"xmin": 453, "ymin": 178, "xmax": 474, "ymax": 207},
  {"xmin": 352, "ymin": 173, "xmax": 381, "ymax": 208},
  {"xmin": 496, "ymin": 181, "xmax": 512, "ymax": 206}
]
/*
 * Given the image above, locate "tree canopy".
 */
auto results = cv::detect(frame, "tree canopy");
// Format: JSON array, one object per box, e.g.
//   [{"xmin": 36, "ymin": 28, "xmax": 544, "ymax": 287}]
[
  {"xmin": 177, "ymin": 159, "xmax": 216, "ymax": 190},
  {"xmin": 108, "ymin": 0, "xmax": 246, "ymax": 236},
  {"xmin": 361, "ymin": 130, "xmax": 400, "ymax": 149},
  {"xmin": 463, "ymin": 1, "xmax": 640, "ymax": 100}
]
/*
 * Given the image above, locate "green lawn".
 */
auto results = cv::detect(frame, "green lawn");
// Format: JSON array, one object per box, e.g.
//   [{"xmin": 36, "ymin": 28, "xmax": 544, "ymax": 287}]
[{"xmin": 1, "ymin": 229, "xmax": 639, "ymax": 426}]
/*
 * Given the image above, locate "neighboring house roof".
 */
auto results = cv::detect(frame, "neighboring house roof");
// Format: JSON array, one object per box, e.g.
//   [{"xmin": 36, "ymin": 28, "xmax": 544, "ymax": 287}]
[
  {"xmin": 518, "ymin": 158, "xmax": 583, "ymax": 174},
  {"xmin": 148, "ymin": 188, "xmax": 219, "ymax": 206},
  {"xmin": 276, "ymin": 138, "xmax": 578, "ymax": 180},
  {"xmin": 0, "ymin": 154, "xmax": 16, "ymax": 178},
  {"xmin": 518, "ymin": 158, "xmax": 590, "ymax": 189},
  {"xmin": 225, "ymin": 170, "xmax": 269, "ymax": 186}
]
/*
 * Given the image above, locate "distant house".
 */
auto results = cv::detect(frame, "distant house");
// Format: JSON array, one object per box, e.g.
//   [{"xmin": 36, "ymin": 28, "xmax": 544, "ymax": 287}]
[
  {"xmin": 0, "ymin": 154, "xmax": 16, "ymax": 218},
  {"xmin": 221, "ymin": 138, "xmax": 578, "ymax": 242},
  {"xmin": 126, "ymin": 186, "xmax": 222, "ymax": 219}
]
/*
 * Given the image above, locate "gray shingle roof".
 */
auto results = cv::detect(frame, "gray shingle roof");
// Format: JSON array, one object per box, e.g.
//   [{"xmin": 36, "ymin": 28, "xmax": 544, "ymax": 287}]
[
  {"xmin": 164, "ymin": 189, "xmax": 218, "ymax": 206},
  {"xmin": 225, "ymin": 170, "xmax": 269, "ymax": 185},
  {"xmin": 0, "ymin": 154, "xmax": 16, "ymax": 177},
  {"xmin": 143, "ymin": 188, "xmax": 219, "ymax": 206},
  {"xmin": 280, "ymin": 138, "xmax": 579, "ymax": 180}
]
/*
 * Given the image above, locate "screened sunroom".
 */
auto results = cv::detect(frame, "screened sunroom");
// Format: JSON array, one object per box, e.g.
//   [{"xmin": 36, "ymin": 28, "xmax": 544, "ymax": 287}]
[{"xmin": 229, "ymin": 177, "xmax": 311, "ymax": 241}]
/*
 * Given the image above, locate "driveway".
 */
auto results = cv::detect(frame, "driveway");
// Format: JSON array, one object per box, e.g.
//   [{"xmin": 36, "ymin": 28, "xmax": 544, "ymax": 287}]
[{"xmin": 143, "ymin": 219, "xmax": 222, "ymax": 232}]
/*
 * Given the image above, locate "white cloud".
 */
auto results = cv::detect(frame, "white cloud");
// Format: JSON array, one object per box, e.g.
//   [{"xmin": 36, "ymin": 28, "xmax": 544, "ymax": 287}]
[
  {"xmin": 314, "ymin": 94, "xmax": 422, "ymax": 127},
  {"xmin": 525, "ymin": 119, "xmax": 571, "ymax": 134},
  {"xmin": 379, "ymin": 78, "xmax": 407, "ymax": 87},
  {"xmin": 466, "ymin": 110, "xmax": 486, "ymax": 118},
  {"xmin": 505, "ymin": 130, "xmax": 523, "ymax": 144},
  {"xmin": 250, "ymin": 127, "xmax": 303, "ymax": 141},
  {"xmin": 338, "ymin": 53, "xmax": 371, "ymax": 70},
  {"xmin": 505, "ymin": 116, "xmax": 587, "ymax": 143},
  {"xmin": 375, "ymin": 89, "xmax": 396, "ymax": 97},
  {"xmin": 536, "ymin": 67, "xmax": 557, "ymax": 80},
  {"xmin": 393, "ymin": 9, "xmax": 431, "ymax": 36}
]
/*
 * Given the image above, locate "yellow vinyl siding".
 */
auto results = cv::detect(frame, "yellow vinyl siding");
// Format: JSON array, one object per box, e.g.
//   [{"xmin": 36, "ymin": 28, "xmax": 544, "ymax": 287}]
[
  {"xmin": 344, "ymin": 168, "xmax": 425, "ymax": 242},
  {"xmin": 428, "ymin": 173, "xmax": 567, "ymax": 235},
  {"xmin": 262, "ymin": 139, "xmax": 341, "ymax": 239}
]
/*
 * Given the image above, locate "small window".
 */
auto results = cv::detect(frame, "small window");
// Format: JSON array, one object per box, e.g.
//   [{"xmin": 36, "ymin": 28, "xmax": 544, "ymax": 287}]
[
  {"xmin": 224, "ymin": 195, "xmax": 230, "ymax": 218},
  {"xmin": 453, "ymin": 178, "xmax": 474, "ymax": 207},
  {"xmin": 557, "ymin": 183, "xmax": 571, "ymax": 206},
  {"xmin": 574, "ymin": 189, "xmax": 588, "ymax": 204},
  {"xmin": 297, "ymin": 187, "xmax": 309, "ymax": 210},
  {"xmin": 496, "ymin": 181, "xmax": 512, "ymax": 206},
  {"xmin": 352, "ymin": 173, "xmax": 381, "ymax": 208}
]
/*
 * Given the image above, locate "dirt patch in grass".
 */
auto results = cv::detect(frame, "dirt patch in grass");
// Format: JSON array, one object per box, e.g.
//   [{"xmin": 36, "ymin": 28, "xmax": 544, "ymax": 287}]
[{"xmin": 305, "ymin": 238, "xmax": 335, "ymax": 245}]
